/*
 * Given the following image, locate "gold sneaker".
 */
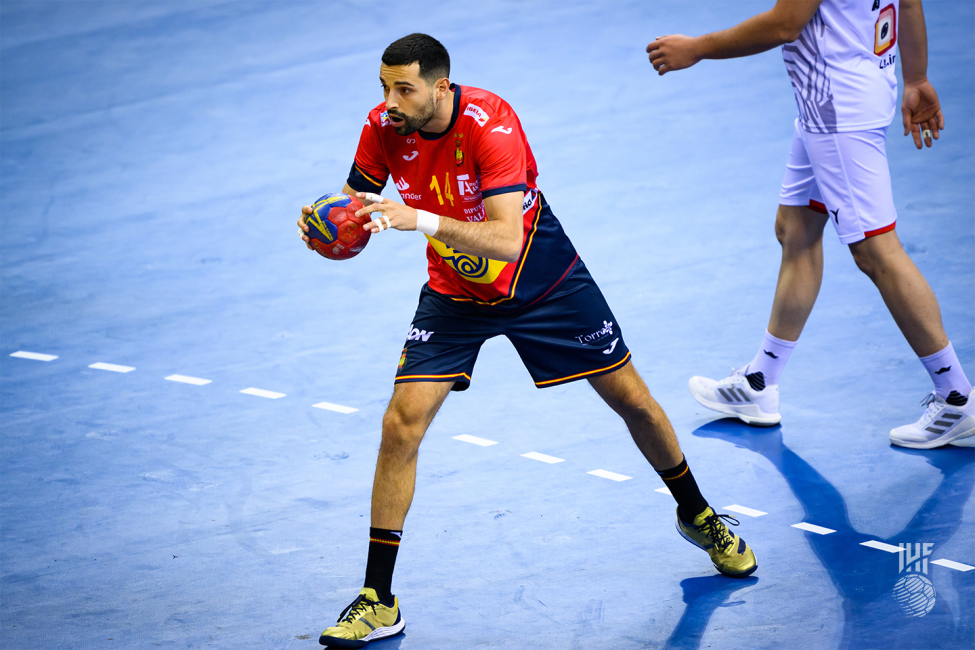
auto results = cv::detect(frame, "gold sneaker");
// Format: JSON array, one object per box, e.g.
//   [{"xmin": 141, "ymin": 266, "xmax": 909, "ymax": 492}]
[
  {"xmin": 319, "ymin": 587, "xmax": 405, "ymax": 648},
  {"xmin": 676, "ymin": 507, "xmax": 757, "ymax": 578}
]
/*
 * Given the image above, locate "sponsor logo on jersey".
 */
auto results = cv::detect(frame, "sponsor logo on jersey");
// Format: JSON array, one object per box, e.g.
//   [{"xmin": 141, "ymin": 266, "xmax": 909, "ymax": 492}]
[
  {"xmin": 424, "ymin": 235, "xmax": 507, "ymax": 284},
  {"xmin": 464, "ymin": 103, "xmax": 490, "ymax": 127},
  {"xmin": 395, "ymin": 177, "xmax": 410, "ymax": 191},
  {"xmin": 874, "ymin": 4, "xmax": 896, "ymax": 56},
  {"xmin": 491, "ymin": 125, "xmax": 512, "ymax": 135},
  {"xmin": 522, "ymin": 189, "xmax": 538, "ymax": 214},
  {"xmin": 380, "ymin": 111, "xmax": 390, "ymax": 127},
  {"xmin": 456, "ymin": 174, "xmax": 481, "ymax": 199},
  {"xmin": 403, "ymin": 151, "xmax": 418, "ymax": 161},
  {"xmin": 603, "ymin": 338, "xmax": 620, "ymax": 355},
  {"xmin": 576, "ymin": 321, "xmax": 614, "ymax": 345},
  {"xmin": 406, "ymin": 324, "xmax": 435, "ymax": 342},
  {"xmin": 462, "ymin": 205, "xmax": 486, "ymax": 222}
]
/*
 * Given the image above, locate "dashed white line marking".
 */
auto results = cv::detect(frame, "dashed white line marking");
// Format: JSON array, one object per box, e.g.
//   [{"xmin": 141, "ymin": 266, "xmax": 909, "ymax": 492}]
[
  {"xmin": 792, "ymin": 522, "xmax": 836, "ymax": 535},
  {"xmin": 860, "ymin": 540, "xmax": 903, "ymax": 553},
  {"xmin": 587, "ymin": 469, "xmax": 632, "ymax": 482},
  {"xmin": 521, "ymin": 452, "xmax": 565, "ymax": 464},
  {"xmin": 723, "ymin": 504, "xmax": 767, "ymax": 518},
  {"xmin": 452, "ymin": 434, "xmax": 498, "ymax": 447},
  {"xmin": 654, "ymin": 486, "xmax": 672, "ymax": 495},
  {"xmin": 89, "ymin": 362, "xmax": 135, "ymax": 373},
  {"xmin": 270, "ymin": 547, "xmax": 302, "ymax": 555},
  {"xmin": 10, "ymin": 351, "xmax": 58, "ymax": 361},
  {"xmin": 240, "ymin": 387, "xmax": 285, "ymax": 399},
  {"xmin": 932, "ymin": 559, "xmax": 974, "ymax": 572},
  {"xmin": 165, "ymin": 374, "xmax": 211, "ymax": 386},
  {"xmin": 313, "ymin": 402, "xmax": 358, "ymax": 414}
]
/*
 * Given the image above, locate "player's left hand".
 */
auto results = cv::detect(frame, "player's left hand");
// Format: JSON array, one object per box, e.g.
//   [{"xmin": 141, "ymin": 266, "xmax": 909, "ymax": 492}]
[
  {"xmin": 354, "ymin": 193, "xmax": 418, "ymax": 233},
  {"xmin": 901, "ymin": 80, "xmax": 944, "ymax": 150},
  {"xmin": 646, "ymin": 35, "xmax": 700, "ymax": 75}
]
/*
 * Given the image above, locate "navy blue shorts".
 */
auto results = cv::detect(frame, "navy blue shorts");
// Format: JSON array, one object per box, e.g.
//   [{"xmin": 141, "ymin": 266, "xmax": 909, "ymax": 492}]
[{"xmin": 395, "ymin": 261, "xmax": 631, "ymax": 390}]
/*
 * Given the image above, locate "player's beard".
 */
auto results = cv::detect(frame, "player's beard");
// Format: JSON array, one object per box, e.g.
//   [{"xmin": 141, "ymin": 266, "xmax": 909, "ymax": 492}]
[{"xmin": 389, "ymin": 97, "xmax": 436, "ymax": 136}]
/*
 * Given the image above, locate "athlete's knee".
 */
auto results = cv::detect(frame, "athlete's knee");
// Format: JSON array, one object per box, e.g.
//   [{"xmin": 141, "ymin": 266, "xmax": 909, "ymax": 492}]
[
  {"xmin": 849, "ymin": 234, "xmax": 896, "ymax": 280},
  {"xmin": 380, "ymin": 399, "xmax": 429, "ymax": 455},
  {"xmin": 775, "ymin": 205, "xmax": 825, "ymax": 253},
  {"xmin": 604, "ymin": 378, "xmax": 661, "ymax": 427}
]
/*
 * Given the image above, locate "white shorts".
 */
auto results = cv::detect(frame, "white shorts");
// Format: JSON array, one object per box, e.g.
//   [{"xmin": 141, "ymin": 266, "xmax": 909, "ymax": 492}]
[{"xmin": 778, "ymin": 119, "xmax": 897, "ymax": 245}]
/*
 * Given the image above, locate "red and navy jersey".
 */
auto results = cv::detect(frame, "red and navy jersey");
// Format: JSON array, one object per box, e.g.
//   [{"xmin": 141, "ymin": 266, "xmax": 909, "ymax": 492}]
[{"xmin": 347, "ymin": 84, "xmax": 578, "ymax": 310}]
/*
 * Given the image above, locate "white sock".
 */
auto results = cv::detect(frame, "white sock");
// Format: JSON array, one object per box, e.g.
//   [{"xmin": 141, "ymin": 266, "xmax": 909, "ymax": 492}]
[
  {"xmin": 746, "ymin": 330, "xmax": 797, "ymax": 386},
  {"xmin": 920, "ymin": 342, "xmax": 972, "ymax": 404}
]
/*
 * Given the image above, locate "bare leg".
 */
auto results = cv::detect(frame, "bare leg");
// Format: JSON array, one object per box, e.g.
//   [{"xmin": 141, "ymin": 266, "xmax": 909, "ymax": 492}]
[
  {"xmin": 371, "ymin": 381, "xmax": 453, "ymax": 530},
  {"xmin": 766, "ymin": 205, "xmax": 830, "ymax": 341},
  {"xmin": 588, "ymin": 361, "xmax": 683, "ymax": 470},
  {"xmin": 849, "ymin": 229, "xmax": 948, "ymax": 358}
]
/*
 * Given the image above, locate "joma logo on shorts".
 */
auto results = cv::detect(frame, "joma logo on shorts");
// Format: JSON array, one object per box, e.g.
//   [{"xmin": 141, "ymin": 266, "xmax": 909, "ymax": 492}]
[
  {"xmin": 407, "ymin": 324, "xmax": 435, "ymax": 342},
  {"xmin": 576, "ymin": 320, "xmax": 614, "ymax": 344}
]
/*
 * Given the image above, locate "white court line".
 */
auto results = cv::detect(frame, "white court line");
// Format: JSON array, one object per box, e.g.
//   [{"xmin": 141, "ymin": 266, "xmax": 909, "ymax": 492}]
[
  {"xmin": 453, "ymin": 434, "xmax": 497, "ymax": 447},
  {"xmin": 654, "ymin": 486, "xmax": 672, "ymax": 495},
  {"xmin": 860, "ymin": 540, "xmax": 903, "ymax": 553},
  {"xmin": 313, "ymin": 402, "xmax": 358, "ymax": 414},
  {"xmin": 240, "ymin": 387, "xmax": 285, "ymax": 399},
  {"xmin": 10, "ymin": 351, "xmax": 58, "ymax": 361},
  {"xmin": 89, "ymin": 362, "xmax": 135, "ymax": 373},
  {"xmin": 932, "ymin": 559, "xmax": 974, "ymax": 572},
  {"xmin": 723, "ymin": 504, "xmax": 768, "ymax": 518},
  {"xmin": 521, "ymin": 452, "xmax": 565, "ymax": 464},
  {"xmin": 588, "ymin": 469, "xmax": 632, "ymax": 482},
  {"xmin": 165, "ymin": 374, "xmax": 211, "ymax": 386},
  {"xmin": 792, "ymin": 522, "xmax": 836, "ymax": 535}
]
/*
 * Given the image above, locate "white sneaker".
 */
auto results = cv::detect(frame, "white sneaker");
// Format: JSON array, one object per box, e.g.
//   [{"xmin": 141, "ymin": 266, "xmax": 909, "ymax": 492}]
[
  {"xmin": 688, "ymin": 368, "xmax": 781, "ymax": 426},
  {"xmin": 890, "ymin": 389, "xmax": 975, "ymax": 449}
]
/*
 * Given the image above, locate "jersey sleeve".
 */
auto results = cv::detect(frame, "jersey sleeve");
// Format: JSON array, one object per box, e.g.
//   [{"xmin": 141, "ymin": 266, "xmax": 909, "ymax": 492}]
[
  {"xmin": 473, "ymin": 115, "xmax": 528, "ymax": 198},
  {"xmin": 346, "ymin": 115, "xmax": 389, "ymax": 193}
]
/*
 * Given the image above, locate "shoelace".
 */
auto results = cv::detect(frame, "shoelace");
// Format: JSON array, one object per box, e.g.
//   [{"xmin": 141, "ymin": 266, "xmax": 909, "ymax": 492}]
[
  {"xmin": 337, "ymin": 595, "xmax": 377, "ymax": 624},
  {"xmin": 917, "ymin": 392, "xmax": 946, "ymax": 428},
  {"xmin": 699, "ymin": 512, "xmax": 740, "ymax": 552}
]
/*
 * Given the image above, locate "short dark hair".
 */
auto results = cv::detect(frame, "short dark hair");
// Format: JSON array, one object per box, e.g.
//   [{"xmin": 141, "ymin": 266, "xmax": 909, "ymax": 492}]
[{"xmin": 381, "ymin": 33, "xmax": 450, "ymax": 85}]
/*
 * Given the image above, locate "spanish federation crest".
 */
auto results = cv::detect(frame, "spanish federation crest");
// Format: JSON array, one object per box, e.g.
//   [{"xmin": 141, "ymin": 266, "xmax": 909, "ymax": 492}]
[{"xmin": 454, "ymin": 133, "xmax": 464, "ymax": 166}]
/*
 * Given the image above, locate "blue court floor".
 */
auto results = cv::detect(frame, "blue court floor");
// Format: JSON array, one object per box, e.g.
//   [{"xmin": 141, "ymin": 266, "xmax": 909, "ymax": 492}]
[{"xmin": 1, "ymin": 1, "xmax": 972, "ymax": 648}]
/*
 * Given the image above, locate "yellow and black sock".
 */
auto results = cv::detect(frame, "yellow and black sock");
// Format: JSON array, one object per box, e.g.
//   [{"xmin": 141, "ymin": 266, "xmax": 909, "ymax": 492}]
[
  {"xmin": 363, "ymin": 527, "xmax": 401, "ymax": 605},
  {"xmin": 657, "ymin": 457, "xmax": 709, "ymax": 524}
]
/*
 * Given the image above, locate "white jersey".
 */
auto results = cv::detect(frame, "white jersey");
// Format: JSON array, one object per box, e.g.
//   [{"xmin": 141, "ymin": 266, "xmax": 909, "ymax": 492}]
[{"xmin": 783, "ymin": 0, "xmax": 899, "ymax": 133}]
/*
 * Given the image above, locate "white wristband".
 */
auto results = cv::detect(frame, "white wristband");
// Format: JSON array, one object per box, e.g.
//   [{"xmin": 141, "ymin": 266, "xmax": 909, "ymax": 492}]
[{"xmin": 415, "ymin": 210, "xmax": 439, "ymax": 236}]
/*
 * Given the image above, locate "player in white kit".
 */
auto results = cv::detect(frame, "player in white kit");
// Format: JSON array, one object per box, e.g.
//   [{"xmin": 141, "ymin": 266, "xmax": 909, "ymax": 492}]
[{"xmin": 646, "ymin": 0, "xmax": 974, "ymax": 448}]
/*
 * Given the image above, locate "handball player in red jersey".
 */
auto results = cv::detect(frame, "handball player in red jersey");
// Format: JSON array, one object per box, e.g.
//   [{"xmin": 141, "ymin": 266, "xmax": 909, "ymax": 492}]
[{"xmin": 299, "ymin": 33, "xmax": 757, "ymax": 647}]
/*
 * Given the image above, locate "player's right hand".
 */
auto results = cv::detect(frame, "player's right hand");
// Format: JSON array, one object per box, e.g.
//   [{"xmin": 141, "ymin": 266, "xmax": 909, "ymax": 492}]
[
  {"xmin": 647, "ymin": 35, "xmax": 700, "ymax": 75},
  {"xmin": 298, "ymin": 206, "xmax": 313, "ymax": 250},
  {"xmin": 901, "ymin": 80, "xmax": 944, "ymax": 150}
]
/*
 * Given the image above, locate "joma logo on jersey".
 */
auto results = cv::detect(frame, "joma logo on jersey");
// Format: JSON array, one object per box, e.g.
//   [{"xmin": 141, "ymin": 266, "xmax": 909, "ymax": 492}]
[
  {"xmin": 576, "ymin": 321, "xmax": 614, "ymax": 344},
  {"xmin": 464, "ymin": 103, "xmax": 490, "ymax": 127},
  {"xmin": 406, "ymin": 324, "xmax": 434, "ymax": 342}
]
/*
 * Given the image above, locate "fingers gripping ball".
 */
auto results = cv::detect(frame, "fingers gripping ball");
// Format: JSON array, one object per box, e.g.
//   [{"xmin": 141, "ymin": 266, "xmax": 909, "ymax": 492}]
[{"xmin": 306, "ymin": 193, "xmax": 371, "ymax": 260}]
